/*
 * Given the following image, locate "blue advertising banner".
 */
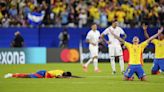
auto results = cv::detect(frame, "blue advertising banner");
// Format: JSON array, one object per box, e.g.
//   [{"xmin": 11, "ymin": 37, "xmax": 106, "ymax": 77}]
[
  {"xmin": 0, "ymin": 27, "xmax": 158, "ymax": 48},
  {"xmin": 0, "ymin": 48, "xmax": 46, "ymax": 64}
]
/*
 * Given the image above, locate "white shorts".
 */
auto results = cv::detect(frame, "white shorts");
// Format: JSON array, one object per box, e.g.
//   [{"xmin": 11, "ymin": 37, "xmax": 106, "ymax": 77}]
[
  {"xmin": 108, "ymin": 45, "xmax": 123, "ymax": 57},
  {"xmin": 89, "ymin": 45, "xmax": 98, "ymax": 58}
]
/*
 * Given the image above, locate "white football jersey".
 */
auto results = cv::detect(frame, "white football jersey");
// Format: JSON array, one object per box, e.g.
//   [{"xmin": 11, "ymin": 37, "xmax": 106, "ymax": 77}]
[
  {"xmin": 102, "ymin": 26, "xmax": 125, "ymax": 46},
  {"xmin": 86, "ymin": 30, "xmax": 100, "ymax": 46}
]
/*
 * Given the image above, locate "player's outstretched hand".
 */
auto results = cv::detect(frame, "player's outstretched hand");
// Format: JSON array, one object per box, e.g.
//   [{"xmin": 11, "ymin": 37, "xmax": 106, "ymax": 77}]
[
  {"xmin": 158, "ymin": 27, "xmax": 163, "ymax": 33},
  {"xmin": 142, "ymin": 24, "xmax": 148, "ymax": 31}
]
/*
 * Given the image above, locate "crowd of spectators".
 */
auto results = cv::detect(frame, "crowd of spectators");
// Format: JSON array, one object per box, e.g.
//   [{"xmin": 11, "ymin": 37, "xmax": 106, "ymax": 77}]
[{"xmin": 0, "ymin": 0, "xmax": 164, "ymax": 28}]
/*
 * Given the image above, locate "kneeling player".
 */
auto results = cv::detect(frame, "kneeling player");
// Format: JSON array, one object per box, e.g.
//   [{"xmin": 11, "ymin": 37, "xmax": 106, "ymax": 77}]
[
  {"xmin": 4, "ymin": 69, "xmax": 80, "ymax": 78},
  {"xmin": 143, "ymin": 25, "xmax": 164, "ymax": 75},
  {"xmin": 110, "ymin": 28, "xmax": 163, "ymax": 81}
]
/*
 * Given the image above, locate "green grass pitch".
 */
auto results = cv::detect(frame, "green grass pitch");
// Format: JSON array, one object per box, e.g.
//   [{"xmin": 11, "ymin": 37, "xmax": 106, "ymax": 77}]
[{"xmin": 0, "ymin": 63, "xmax": 163, "ymax": 92}]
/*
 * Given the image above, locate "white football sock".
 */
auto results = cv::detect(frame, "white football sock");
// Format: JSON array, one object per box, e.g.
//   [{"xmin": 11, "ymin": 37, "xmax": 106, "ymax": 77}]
[
  {"xmin": 93, "ymin": 58, "xmax": 98, "ymax": 70},
  {"xmin": 84, "ymin": 58, "xmax": 92, "ymax": 67},
  {"xmin": 110, "ymin": 56, "xmax": 116, "ymax": 71},
  {"xmin": 119, "ymin": 56, "xmax": 124, "ymax": 72}
]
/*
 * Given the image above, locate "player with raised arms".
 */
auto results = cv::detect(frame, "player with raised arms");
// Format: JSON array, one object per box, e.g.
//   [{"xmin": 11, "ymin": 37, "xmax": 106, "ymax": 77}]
[
  {"xmin": 110, "ymin": 28, "xmax": 163, "ymax": 81},
  {"xmin": 83, "ymin": 23, "xmax": 101, "ymax": 72},
  {"xmin": 143, "ymin": 25, "xmax": 164, "ymax": 74}
]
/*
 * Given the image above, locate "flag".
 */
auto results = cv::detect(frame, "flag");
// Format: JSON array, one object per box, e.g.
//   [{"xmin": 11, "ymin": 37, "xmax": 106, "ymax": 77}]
[{"xmin": 27, "ymin": 12, "xmax": 44, "ymax": 26}]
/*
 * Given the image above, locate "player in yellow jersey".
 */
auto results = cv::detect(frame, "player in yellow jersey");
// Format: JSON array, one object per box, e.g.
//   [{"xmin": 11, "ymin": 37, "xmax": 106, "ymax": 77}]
[
  {"xmin": 110, "ymin": 28, "xmax": 163, "ymax": 81},
  {"xmin": 143, "ymin": 25, "xmax": 164, "ymax": 75},
  {"xmin": 4, "ymin": 69, "xmax": 80, "ymax": 78}
]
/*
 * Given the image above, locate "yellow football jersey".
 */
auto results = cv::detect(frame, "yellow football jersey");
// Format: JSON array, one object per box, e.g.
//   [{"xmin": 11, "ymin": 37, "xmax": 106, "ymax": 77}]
[
  {"xmin": 124, "ymin": 41, "xmax": 148, "ymax": 65},
  {"xmin": 151, "ymin": 39, "xmax": 164, "ymax": 58},
  {"xmin": 45, "ymin": 70, "xmax": 64, "ymax": 78}
]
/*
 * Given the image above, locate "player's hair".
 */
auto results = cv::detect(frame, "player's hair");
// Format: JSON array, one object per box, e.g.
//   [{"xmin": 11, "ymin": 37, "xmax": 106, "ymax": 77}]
[
  {"xmin": 112, "ymin": 19, "xmax": 118, "ymax": 24},
  {"xmin": 91, "ymin": 23, "xmax": 97, "ymax": 26},
  {"xmin": 62, "ymin": 71, "xmax": 72, "ymax": 77}
]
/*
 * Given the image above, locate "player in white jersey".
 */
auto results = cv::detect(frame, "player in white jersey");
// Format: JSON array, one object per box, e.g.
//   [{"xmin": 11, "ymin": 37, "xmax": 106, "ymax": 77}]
[
  {"xmin": 83, "ymin": 23, "xmax": 101, "ymax": 72},
  {"xmin": 101, "ymin": 20, "xmax": 127, "ymax": 74}
]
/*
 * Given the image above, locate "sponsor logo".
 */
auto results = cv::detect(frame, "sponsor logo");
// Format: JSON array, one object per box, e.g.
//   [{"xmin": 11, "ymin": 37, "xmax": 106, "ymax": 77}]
[
  {"xmin": 0, "ymin": 51, "xmax": 25, "ymax": 64},
  {"xmin": 82, "ymin": 52, "xmax": 109, "ymax": 60},
  {"xmin": 60, "ymin": 49, "xmax": 79, "ymax": 62},
  {"xmin": 143, "ymin": 51, "xmax": 155, "ymax": 59},
  {"xmin": 82, "ymin": 50, "xmax": 155, "ymax": 62}
]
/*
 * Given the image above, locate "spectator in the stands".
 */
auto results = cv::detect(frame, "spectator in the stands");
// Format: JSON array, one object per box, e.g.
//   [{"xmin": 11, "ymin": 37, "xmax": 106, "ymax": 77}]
[
  {"xmin": 8, "ymin": 5, "xmax": 18, "ymax": 17},
  {"xmin": 0, "ymin": 0, "xmax": 163, "ymax": 27},
  {"xmin": 100, "ymin": 8, "xmax": 107, "ymax": 27},
  {"xmin": 61, "ymin": 8, "xmax": 69, "ymax": 26},
  {"xmin": 78, "ymin": 9, "xmax": 87, "ymax": 28},
  {"xmin": 1, "ymin": 14, "xmax": 10, "ymax": 27}
]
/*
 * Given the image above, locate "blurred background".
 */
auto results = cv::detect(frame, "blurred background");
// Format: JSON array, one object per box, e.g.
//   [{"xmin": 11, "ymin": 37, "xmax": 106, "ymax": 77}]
[
  {"xmin": 0, "ymin": 0, "xmax": 163, "ymax": 63},
  {"xmin": 0, "ymin": 0, "xmax": 163, "ymax": 28}
]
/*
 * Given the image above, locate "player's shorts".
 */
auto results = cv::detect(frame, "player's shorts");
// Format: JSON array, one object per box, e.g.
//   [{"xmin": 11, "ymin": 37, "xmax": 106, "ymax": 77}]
[
  {"xmin": 89, "ymin": 45, "xmax": 98, "ymax": 58},
  {"xmin": 124, "ymin": 65, "xmax": 146, "ymax": 79},
  {"xmin": 151, "ymin": 59, "xmax": 164, "ymax": 73},
  {"xmin": 108, "ymin": 45, "xmax": 123, "ymax": 57},
  {"xmin": 29, "ymin": 70, "xmax": 47, "ymax": 78}
]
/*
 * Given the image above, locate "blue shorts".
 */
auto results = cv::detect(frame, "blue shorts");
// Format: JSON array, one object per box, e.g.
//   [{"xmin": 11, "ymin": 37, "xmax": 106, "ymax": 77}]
[
  {"xmin": 124, "ymin": 65, "xmax": 146, "ymax": 79},
  {"xmin": 29, "ymin": 70, "xmax": 47, "ymax": 78},
  {"xmin": 152, "ymin": 59, "xmax": 164, "ymax": 73}
]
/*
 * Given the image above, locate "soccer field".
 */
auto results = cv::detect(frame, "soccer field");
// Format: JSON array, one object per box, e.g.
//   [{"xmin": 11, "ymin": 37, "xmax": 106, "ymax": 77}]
[{"xmin": 0, "ymin": 63, "xmax": 163, "ymax": 92}]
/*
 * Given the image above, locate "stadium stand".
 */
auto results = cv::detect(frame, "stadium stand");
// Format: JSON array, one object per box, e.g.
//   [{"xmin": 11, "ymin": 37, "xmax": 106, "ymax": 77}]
[{"xmin": 0, "ymin": 0, "xmax": 163, "ymax": 28}]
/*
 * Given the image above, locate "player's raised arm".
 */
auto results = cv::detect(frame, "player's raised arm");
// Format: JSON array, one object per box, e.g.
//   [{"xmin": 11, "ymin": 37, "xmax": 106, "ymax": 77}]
[
  {"xmin": 146, "ymin": 27, "xmax": 163, "ymax": 43},
  {"xmin": 142, "ymin": 24, "xmax": 150, "ymax": 39},
  {"xmin": 110, "ymin": 31, "xmax": 125, "ymax": 44}
]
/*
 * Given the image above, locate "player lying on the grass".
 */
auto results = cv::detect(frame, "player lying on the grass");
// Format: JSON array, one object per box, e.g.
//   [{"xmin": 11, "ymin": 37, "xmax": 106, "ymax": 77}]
[
  {"xmin": 83, "ymin": 23, "xmax": 101, "ymax": 72},
  {"xmin": 110, "ymin": 28, "xmax": 163, "ymax": 81},
  {"xmin": 4, "ymin": 69, "xmax": 81, "ymax": 78},
  {"xmin": 143, "ymin": 25, "xmax": 164, "ymax": 75}
]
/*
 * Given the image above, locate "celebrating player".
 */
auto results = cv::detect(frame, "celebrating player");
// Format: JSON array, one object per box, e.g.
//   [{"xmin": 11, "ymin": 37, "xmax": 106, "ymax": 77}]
[
  {"xmin": 83, "ymin": 23, "xmax": 101, "ymax": 72},
  {"xmin": 110, "ymin": 28, "xmax": 163, "ymax": 81},
  {"xmin": 143, "ymin": 25, "xmax": 164, "ymax": 74},
  {"xmin": 4, "ymin": 69, "xmax": 81, "ymax": 78},
  {"xmin": 101, "ymin": 20, "xmax": 126, "ymax": 74}
]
